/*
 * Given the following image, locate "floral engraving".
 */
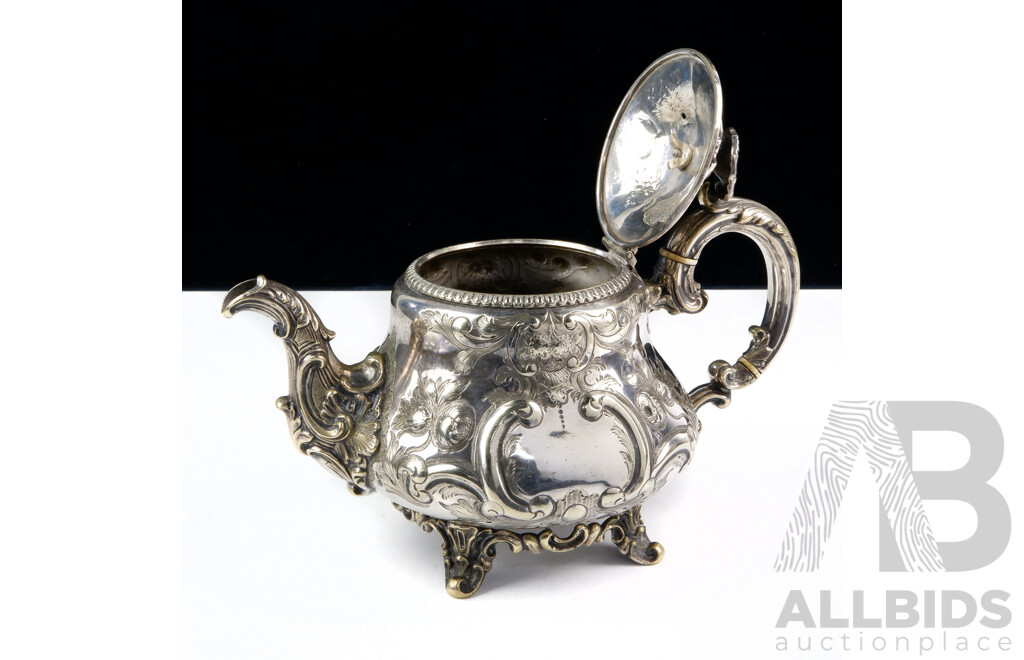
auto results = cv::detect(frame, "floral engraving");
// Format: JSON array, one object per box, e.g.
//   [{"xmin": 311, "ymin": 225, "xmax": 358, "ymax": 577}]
[
  {"xmin": 392, "ymin": 375, "xmax": 476, "ymax": 451},
  {"xmin": 373, "ymin": 438, "xmax": 432, "ymax": 506},
  {"xmin": 420, "ymin": 311, "xmax": 521, "ymax": 375},
  {"xmin": 435, "ymin": 484, "xmax": 504, "ymax": 526},
  {"xmin": 624, "ymin": 342, "xmax": 689, "ymax": 434},
  {"xmin": 398, "ymin": 292, "xmax": 695, "ymax": 527}
]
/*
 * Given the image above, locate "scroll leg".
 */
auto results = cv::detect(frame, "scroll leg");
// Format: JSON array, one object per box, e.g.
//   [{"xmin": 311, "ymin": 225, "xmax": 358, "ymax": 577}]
[
  {"xmin": 434, "ymin": 519, "xmax": 506, "ymax": 598},
  {"xmin": 395, "ymin": 505, "xmax": 520, "ymax": 599},
  {"xmin": 606, "ymin": 506, "xmax": 665, "ymax": 565},
  {"xmin": 394, "ymin": 504, "xmax": 661, "ymax": 596}
]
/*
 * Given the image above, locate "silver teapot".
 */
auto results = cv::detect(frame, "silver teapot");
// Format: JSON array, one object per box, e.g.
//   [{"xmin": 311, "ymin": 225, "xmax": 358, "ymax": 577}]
[{"xmin": 223, "ymin": 49, "xmax": 799, "ymax": 597}]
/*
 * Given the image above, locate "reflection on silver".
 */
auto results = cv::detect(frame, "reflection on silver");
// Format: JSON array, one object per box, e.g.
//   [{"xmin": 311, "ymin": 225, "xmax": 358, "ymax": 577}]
[
  {"xmin": 597, "ymin": 49, "xmax": 723, "ymax": 249},
  {"xmin": 223, "ymin": 48, "xmax": 800, "ymax": 597}
]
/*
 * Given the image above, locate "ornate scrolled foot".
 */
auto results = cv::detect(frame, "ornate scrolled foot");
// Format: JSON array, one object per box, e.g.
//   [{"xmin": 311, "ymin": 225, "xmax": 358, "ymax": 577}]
[
  {"xmin": 394, "ymin": 504, "xmax": 520, "ymax": 599},
  {"xmin": 605, "ymin": 506, "xmax": 665, "ymax": 565},
  {"xmin": 393, "ymin": 504, "xmax": 663, "ymax": 596},
  {"xmin": 438, "ymin": 521, "xmax": 504, "ymax": 599}
]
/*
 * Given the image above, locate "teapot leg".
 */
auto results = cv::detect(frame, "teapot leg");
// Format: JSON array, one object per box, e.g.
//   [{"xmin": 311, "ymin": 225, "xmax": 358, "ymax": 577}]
[
  {"xmin": 436, "ymin": 520, "xmax": 516, "ymax": 599},
  {"xmin": 606, "ymin": 506, "xmax": 665, "ymax": 566},
  {"xmin": 393, "ymin": 504, "xmax": 663, "ymax": 597},
  {"xmin": 395, "ymin": 505, "xmax": 520, "ymax": 599}
]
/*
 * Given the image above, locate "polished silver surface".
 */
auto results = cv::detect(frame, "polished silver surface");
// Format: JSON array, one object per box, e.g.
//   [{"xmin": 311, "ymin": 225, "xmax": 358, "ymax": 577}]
[
  {"xmin": 378, "ymin": 250, "xmax": 696, "ymax": 529},
  {"xmin": 222, "ymin": 49, "xmax": 800, "ymax": 597},
  {"xmin": 403, "ymin": 239, "xmax": 632, "ymax": 308},
  {"xmin": 598, "ymin": 49, "xmax": 723, "ymax": 249}
]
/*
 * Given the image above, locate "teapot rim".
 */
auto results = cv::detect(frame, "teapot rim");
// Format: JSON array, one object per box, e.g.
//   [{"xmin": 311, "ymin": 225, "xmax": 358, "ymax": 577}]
[{"xmin": 402, "ymin": 238, "xmax": 636, "ymax": 309}]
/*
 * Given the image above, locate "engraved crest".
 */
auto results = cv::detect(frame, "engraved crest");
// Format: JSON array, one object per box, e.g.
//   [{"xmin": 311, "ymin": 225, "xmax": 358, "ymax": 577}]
[{"xmin": 510, "ymin": 311, "xmax": 592, "ymax": 374}]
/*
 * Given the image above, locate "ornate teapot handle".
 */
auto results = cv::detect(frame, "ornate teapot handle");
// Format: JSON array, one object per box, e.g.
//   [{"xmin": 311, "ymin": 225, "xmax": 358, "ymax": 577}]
[{"xmin": 649, "ymin": 160, "xmax": 800, "ymax": 410}]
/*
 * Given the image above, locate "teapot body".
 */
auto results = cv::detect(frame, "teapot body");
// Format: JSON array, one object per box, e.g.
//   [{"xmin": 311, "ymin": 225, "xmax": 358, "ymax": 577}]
[
  {"xmin": 220, "ymin": 48, "xmax": 803, "ymax": 596},
  {"xmin": 372, "ymin": 239, "xmax": 698, "ymax": 531}
]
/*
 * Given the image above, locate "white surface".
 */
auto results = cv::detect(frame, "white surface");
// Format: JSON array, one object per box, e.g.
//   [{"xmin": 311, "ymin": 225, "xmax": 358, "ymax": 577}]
[
  {"xmin": 185, "ymin": 287, "xmax": 1023, "ymax": 658},
  {"xmin": 6, "ymin": 4, "xmax": 1024, "ymax": 659},
  {"xmin": 184, "ymin": 290, "xmax": 843, "ymax": 656}
]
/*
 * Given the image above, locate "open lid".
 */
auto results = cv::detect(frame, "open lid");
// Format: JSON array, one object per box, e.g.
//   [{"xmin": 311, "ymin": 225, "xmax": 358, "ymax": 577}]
[{"xmin": 597, "ymin": 49, "xmax": 723, "ymax": 249}]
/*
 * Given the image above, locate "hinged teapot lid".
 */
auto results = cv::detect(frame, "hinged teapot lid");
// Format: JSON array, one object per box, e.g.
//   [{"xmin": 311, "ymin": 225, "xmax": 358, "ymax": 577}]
[{"xmin": 597, "ymin": 49, "xmax": 723, "ymax": 249}]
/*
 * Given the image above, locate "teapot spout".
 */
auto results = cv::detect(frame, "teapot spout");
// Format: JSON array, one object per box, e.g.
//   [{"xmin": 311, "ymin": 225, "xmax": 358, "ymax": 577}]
[{"xmin": 222, "ymin": 276, "xmax": 386, "ymax": 495}]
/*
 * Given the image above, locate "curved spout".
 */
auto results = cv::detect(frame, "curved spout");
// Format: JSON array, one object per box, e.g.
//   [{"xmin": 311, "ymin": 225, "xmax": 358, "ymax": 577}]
[{"xmin": 223, "ymin": 276, "xmax": 386, "ymax": 495}]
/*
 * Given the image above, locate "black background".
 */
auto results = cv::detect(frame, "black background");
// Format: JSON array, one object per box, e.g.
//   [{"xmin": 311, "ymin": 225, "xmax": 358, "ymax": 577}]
[{"xmin": 187, "ymin": 4, "xmax": 839, "ymax": 290}]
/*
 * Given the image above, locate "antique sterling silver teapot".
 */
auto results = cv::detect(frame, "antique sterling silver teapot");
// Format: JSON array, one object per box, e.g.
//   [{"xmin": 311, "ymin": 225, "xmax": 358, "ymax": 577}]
[{"xmin": 223, "ymin": 49, "xmax": 799, "ymax": 597}]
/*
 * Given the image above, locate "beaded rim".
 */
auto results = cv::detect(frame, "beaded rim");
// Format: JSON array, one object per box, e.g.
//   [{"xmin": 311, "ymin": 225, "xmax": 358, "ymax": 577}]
[{"xmin": 403, "ymin": 239, "xmax": 634, "ymax": 308}]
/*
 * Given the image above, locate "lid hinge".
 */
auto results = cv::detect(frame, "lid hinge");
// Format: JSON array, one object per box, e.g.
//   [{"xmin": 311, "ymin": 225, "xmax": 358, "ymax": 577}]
[
  {"xmin": 708, "ymin": 127, "xmax": 739, "ymax": 203},
  {"xmin": 601, "ymin": 237, "xmax": 637, "ymax": 267}
]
